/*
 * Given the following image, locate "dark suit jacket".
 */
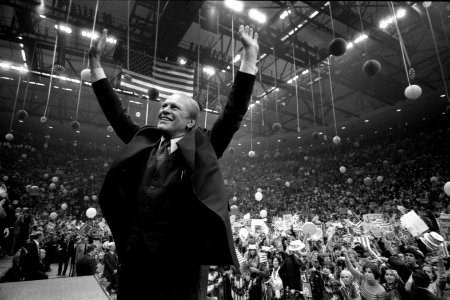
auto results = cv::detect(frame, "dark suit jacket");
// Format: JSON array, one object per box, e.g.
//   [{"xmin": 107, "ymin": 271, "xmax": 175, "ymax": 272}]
[
  {"xmin": 404, "ymin": 288, "xmax": 443, "ymax": 300},
  {"xmin": 92, "ymin": 71, "xmax": 255, "ymax": 268},
  {"xmin": 103, "ymin": 251, "xmax": 118, "ymax": 280},
  {"xmin": 76, "ymin": 254, "xmax": 97, "ymax": 276},
  {"xmin": 22, "ymin": 240, "xmax": 40, "ymax": 273}
]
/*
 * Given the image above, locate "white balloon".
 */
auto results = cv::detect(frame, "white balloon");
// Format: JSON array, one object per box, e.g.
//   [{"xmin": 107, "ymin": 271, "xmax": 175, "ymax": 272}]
[
  {"xmin": 257, "ymin": 188, "xmax": 262, "ymax": 193},
  {"xmin": 248, "ymin": 150, "xmax": 255, "ymax": 157},
  {"xmin": 255, "ymin": 192, "xmax": 263, "ymax": 201},
  {"xmin": 333, "ymin": 136, "xmax": 341, "ymax": 145},
  {"xmin": 52, "ymin": 176, "xmax": 59, "ymax": 183},
  {"xmin": 285, "ymin": 181, "xmax": 290, "ymax": 187},
  {"xmin": 49, "ymin": 183, "xmax": 56, "ymax": 190},
  {"xmin": 61, "ymin": 203, "xmax": 68, "ymax": 210},
  {"xmin": 80, "ymin": 68, "xmax": 92, "ymax": 82},
  {"xmin": 5, "ymin": 133, "xmax": 14, "ymax": 141},
  {"xmin": 444, "ymin": 182, "xmax": 450, "ymax": 196},
  {"xmin": 260, "ymin": 210, "xmax": 267, "ymax": 218},
  {"xmin": 404, "ymin": 84, "xmax": 422, "ymax": 100},
  {"xmin": 50, "ymin": 212, "xmax": 58, "ymax": 220},
  {"xmin": 339, "ymin": 166, "xmax": 347, "ymax": 173},
  {"xmin": 232, "ymin": 196, "xmax": 237, "ymax": 202},
  {"xmin": 377, "ymin": 176, "xmax": 384, "ymax": 182},
  {"xmin": 86, "ymin": 207, "xmax": 97, "ymax": 218}
]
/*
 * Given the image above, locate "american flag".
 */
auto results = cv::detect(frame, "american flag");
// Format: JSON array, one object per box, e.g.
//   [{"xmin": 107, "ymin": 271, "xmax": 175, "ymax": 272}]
[
  {"xmin": 235, "ymin": 247, "xmax": 245, "ymax": 265},
  {"xmin": 354, "ymin": 235, "xmax": 371, "ymax": 250},
  {"xmin": 120, "ymin": 49, "xmax": 194, "ymax": 101}
]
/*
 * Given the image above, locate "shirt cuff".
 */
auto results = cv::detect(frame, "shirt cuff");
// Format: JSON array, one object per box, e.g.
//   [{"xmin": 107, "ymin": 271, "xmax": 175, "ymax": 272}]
[
  {"xmin": 91, "ymin": 68, "xmax": 106, "ymax": 82},
  {"xmin": 239, "ymin": 61, "xmax": 258, "ymax": 75}
]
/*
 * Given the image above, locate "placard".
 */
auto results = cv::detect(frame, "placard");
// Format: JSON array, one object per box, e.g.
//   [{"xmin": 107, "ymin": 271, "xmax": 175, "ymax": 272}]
[
  {"xmin": 439, "ymin": 217, "xmax": 450, "ymax": 241},
  {"xmin": 363, "ymin": 214, "xmax": 383, "ymax": 223},
  {"xmin": 78, "ymin": 223, "xmax": 93, "ymax": 237}
]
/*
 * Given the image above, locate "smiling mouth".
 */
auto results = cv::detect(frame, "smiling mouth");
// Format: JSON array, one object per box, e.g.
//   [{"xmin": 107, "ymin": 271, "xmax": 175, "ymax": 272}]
[{"xmin": 159, "ymin": 117, "xmax": 172, "ymax": 121}]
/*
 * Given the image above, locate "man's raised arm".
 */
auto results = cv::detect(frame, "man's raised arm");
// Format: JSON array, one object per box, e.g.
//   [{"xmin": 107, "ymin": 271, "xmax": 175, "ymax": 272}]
[{"xmin": 89, "ymin": 29, "xmax": 139, "ymax": 144}]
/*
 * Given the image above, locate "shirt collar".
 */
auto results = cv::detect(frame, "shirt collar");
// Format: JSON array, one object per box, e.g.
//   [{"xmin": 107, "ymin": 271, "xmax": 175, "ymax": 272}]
[{"xmin": 160, "ymin": 136, "xmax": 184, "ymax": 154}]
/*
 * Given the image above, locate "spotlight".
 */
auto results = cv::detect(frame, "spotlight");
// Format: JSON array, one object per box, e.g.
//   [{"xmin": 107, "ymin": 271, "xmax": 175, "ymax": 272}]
[
  {"xmin": 224, "ymin": 0, "xmax": 243, "ymax": 12},
  {"xmin": 249, "ymin": 8, "xmax": 267, "ymax": 23}
]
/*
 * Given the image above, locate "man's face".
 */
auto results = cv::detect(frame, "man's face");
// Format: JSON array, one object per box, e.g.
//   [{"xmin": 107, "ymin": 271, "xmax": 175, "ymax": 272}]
[
  {"xmin": 398, "ymin": 253, "xmax": 405, "ymax": 261},
  {"xmin": 405, "ymin": 253, "xmax": 416, "ymax": 265},
  {"xmin": 157, "ymin": 95, "xmax": 194, "ymax": 138}
]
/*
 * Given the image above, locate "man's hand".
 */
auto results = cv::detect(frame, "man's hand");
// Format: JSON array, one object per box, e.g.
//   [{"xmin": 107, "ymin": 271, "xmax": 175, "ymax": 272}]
[
  {"xmin": 88, "ymin": 29, "xmax": 108, "ymax": 69},
  {"xmin": 238, "ymin": 25, "xmax": 259, "ymax": 65},
  {"xmin": 3, "ymin": 227, "xmax": 9, "ymax": 238}
]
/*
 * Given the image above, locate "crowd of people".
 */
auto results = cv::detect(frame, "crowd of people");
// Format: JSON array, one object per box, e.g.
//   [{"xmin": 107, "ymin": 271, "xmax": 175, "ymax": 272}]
[{"xmin": 0, "ymin": 117, "xmax": 449, "ymax": 299}]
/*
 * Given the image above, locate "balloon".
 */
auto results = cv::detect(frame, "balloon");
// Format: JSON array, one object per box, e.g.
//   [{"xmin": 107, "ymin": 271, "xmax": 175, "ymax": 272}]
[
  {"xmin": 248, "ymin": 150, "xmax": 255, "ymax": 158},
  {"xmin": 362, "ymin": 60, "xmax": 381, "ymax": 77},
  {"xmin": 43, "ymin": 173, "xmax": 49, "ymax": 179},
  {"xmin": 364, "ymin": 177, "xmax": 373, "ymax": 186},
  {"xmin": 404, "ymin": 85, "xmax": 422, "ymax": 100},
  {"xmin": 230, "ymin": 205, "xmax": 239, "ymax": 215},
  {"xmin": 304, "ymin": 156, "xmax": 309, "ymax": 161},
  {"xmin": 70, "ymin": 121, "xmax": 80, "ymax": 130},
  {"xmin": 40, "ymin": 116, "xmax": 47, "ymax": 123},
  {"xmin": 89, "ymin": 175, "xmax": 94, "ymax": 180},
  {"xmin": 43, "ymin": 143, "xmax": 48, "ymax": 148},
  {"xmin": 302, "ymin": 222, "xmax": 317, "ymax": 235},
  {"xmin": 444, "ymin": 182, "xmax": 450, "ymax": 196},
  {"xmin": 50, "ymin": 212, "xmax": 58, "ymax": 220},
  {"xmin": 107, "ymin": 125, "xmax": 114, "ymax": 132},
  {"xmin": 61, "ymin": 203, "xmax": 68, "ymax": 210},
  {"xmin": 148, "ymin": 88, "xmax": 159, "ymax": 101},
  {"xmin": 383, "ymin": 160, "xmax": 389, "ymax": 167},
  {"xmin": 272, "ymin": 122, "xmax": 281, "ymax": 132},
  {"xmin": 255, "ymin": 192, "xmax": 263, "ymax": 201},
  {"xmin": 339, "ymin": 166, "xmax": 347, "ymax": 173},
  {"xmin": 2, "ymin": 175, "xmax": 9, "ymax": 181},
  {"xmin": 333, "ymin": 136, "xmax": 341, "ymax": 145},
  {"xmin": 5, "ymin": 133, "xmax": 13, "ymax": 141},
  {"xmin": 232, "ymin": 196, "xmax": 237, "ymax": 202},
  {"xmin": 260, "ymin": 210, "xmax": 267, "ymax": 218},
  {"xmin": 310, "ymin": 228, "xmax": 323, "ymax": 241},
  {"xmin": 92, "ymin": 195, "xmax": 98, "ymax": 201},
  {"xmin": 103, "ymin": 163, "xmax": 109, "ymax": 168},
  {"xmin": 242, "ymin": 167, "xmax": 246, "ymax": 172},
  {"xmin": 52, "ymin": 176, "xmax": 59, "ymax": 183},
  {"xmin": 285, "ymin": 181, "xmax": 290, "ymax": 187},
  {"xmin": 16, "ymin": 110, "xmax": 28, "ymax": 121},
  {"xmin": 49, "ymin": 183, "xmax": 56, "ymax": 190},
  {"xmin": 86, "ymin": 207, "xmax": 97, "ymax": 218},
  {"xmin": 347, "ymin": 178, "xmax": 353, "ymax": 184},
  {"xmin": 29, "ymin": 186, "xmax": 40, "ymax": 196},
  {"xmin": 329, "ymin": 38, "xmax": 347, "ymax": 56},
  {"xmin": 21, "ymin": 153, "xmax": 27, "ymax": 159},
  {"xmin": 430, "ymin": 176, "xmax": 438, "ymax": 183},
  {"xmin": 377, "ymin": 176, "xmax": 383, "ymax": 182},
  {"xmin": 80, "ymin": 68, "xmax": 91, "ymax": 82}
]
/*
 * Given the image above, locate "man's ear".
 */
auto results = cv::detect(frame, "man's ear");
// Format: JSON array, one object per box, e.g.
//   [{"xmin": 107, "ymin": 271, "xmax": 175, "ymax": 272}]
[{"xmin": 186, "ymin": 119, "xmax": 196, "ymax": 129}]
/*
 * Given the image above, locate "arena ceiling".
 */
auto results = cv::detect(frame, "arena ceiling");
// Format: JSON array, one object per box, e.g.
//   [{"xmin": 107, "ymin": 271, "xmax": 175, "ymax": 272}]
[{"xmin": 0, "ymin": 1, "xmax": 449, "ymax": 153}]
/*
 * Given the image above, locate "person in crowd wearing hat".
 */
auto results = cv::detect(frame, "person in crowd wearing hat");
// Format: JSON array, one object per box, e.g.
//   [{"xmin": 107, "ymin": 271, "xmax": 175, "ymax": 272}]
[
  {"xmin": 207, "ymin": 265, "xmax": 223, "ymax": 300},
  {"xmin": 279, "ymin": 240, "xmax": 305, "ymax": 299},
  {"xmin": 103, "ymin": 242, "xmax": 119, "ymax": 294},
  {"xmin": 21, "ymin": 231, "xmax": 48, "ymax": 280},
  {"xmin": 76, "ymin": 244, "xmax": 98, "ymax": 276},
  {"xmin": 88, "ymin": 22, "xmax": 258, "ymax": 299},
  {"xmin": 342, "ymin": 249, "xmax": 386, "ymax": 300},
  {"xmin": 404, "ymin": 270, "xmax": 444, "ymax": 300}
]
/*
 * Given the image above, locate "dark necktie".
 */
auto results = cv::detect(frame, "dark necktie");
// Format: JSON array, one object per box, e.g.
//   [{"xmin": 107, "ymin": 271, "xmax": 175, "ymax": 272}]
[{"xmin": 156, "ymin": 138, "xmax": 170, "ymax": 169}]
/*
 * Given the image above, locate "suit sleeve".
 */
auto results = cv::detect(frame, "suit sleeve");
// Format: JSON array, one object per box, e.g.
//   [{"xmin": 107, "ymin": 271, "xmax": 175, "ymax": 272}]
[
  {"xmin": 208, "ymin": 71, "xmax": 255, "ymax": 158},
  {"xmin": 90, "ymin": 258, "xmax": 97, "ymax": 274},
  {"xmin": 92, "ymin": 78, "xmax": 140, "ymax": 144}
]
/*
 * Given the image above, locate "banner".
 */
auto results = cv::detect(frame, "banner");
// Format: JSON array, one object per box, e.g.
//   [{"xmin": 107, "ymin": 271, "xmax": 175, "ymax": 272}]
[
  {"xmin": 439, "ymin": 216, "xmax": 450, "ymax": 241},
  {"xmin": 363, "ymin": 214, "xmax": 383, "ymax": 223},
  {"xmin": 400, "ymin": 210, "xmax": 429, "ymax": 237},
  {"xmin": 78, "ymin": 223, "xmax": 93, "ymax": 237}
]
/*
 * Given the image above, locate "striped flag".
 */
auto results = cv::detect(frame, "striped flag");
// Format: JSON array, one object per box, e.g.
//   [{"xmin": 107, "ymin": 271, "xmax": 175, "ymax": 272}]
[
  {"xmin": 354, "ymin": 235, "xmax": 371, "ymax": 250},
  {"xmin": 120, "ymin": 49, "xmax": 194, "ymax": 101},
  {"xmin": 259, "ymin": 252, "xmax": 268, "ymax": 264},
  {"xmin": 235, "ymin": 247, "xmax": 245, "ymax": 265}
]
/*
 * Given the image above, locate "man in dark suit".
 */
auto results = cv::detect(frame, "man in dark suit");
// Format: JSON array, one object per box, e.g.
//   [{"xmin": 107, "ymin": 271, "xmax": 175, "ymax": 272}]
[
  {"xmin": 76, "ymin": 244, "xmax": 97, "ymax": 276},
  {"xmin": 88, "ymin": 24, "xmax": 258, "ymax": 299},
  {"xmin": 404, "ymin": 270, "xmax": 443, "ymax": 300},
  {"xmin": 22, "ymin": 231, "xmax": 48, "ymax": 280},
  {"xmin": 103, "ymin": 242, "xmax": 118, "ymax": 294}
]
